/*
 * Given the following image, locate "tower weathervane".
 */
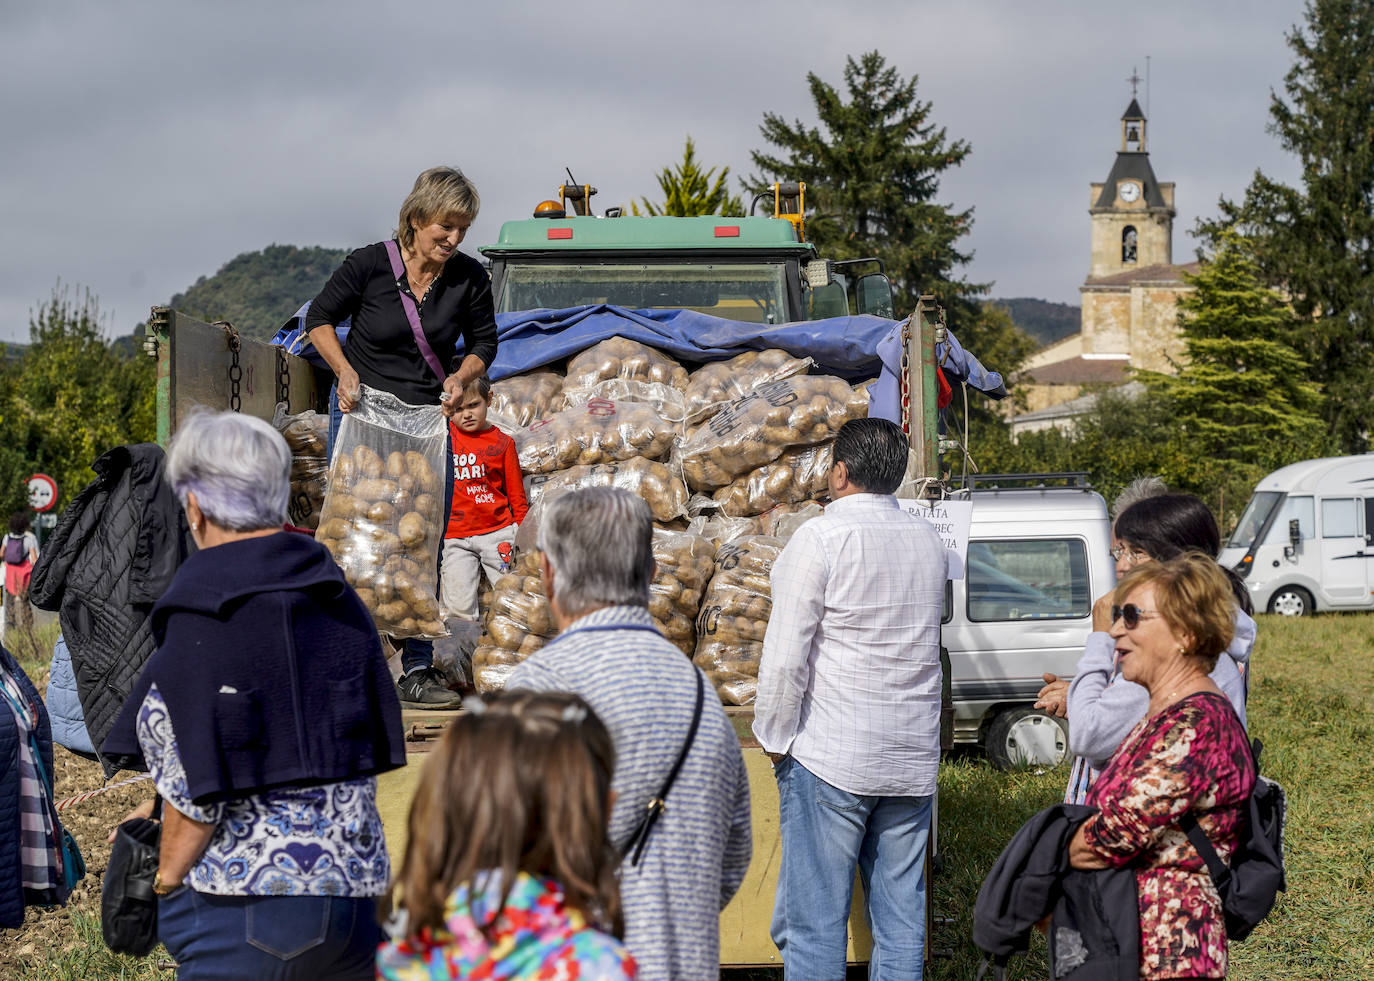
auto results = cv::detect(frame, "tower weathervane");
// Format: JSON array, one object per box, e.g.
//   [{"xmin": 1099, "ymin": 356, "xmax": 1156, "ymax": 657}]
[{"xmin": 1127, "ymin": 66, "xmax": 1142, "ymax": 98}]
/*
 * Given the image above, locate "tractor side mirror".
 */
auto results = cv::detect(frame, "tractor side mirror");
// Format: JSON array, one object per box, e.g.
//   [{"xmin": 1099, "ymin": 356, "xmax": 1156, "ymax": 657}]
[{"xmin": 856, "ymin": 273, "xmax": 895, "ymax": 319}]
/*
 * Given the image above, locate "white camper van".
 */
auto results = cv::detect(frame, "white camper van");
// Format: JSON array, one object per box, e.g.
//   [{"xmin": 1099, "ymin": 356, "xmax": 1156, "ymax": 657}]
[
  {"xmin": 1219, "ymin": 455, "xmax": 1374, "ymax": 616},
  {"xmin": 942, "ymin": 477, "xmax": 1117, "ymax": 768}
]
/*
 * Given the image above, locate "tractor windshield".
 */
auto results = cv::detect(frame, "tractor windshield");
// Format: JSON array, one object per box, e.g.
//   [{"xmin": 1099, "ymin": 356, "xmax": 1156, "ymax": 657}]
[{"xmin": 496, "ymin": 261, "xmax": 790, "ymax": 323}]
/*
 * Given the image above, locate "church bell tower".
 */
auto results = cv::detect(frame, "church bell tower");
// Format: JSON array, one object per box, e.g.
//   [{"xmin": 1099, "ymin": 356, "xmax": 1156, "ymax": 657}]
[{"xmin": 1088, "ymin": 80, "xmax": 1175, "ymax": 278}]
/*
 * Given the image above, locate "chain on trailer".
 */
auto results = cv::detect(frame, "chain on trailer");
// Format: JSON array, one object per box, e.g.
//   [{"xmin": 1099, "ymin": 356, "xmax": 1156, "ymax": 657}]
[{"xmin": 215, "ymin": 321, "xmax": 242, "ymax": 413}]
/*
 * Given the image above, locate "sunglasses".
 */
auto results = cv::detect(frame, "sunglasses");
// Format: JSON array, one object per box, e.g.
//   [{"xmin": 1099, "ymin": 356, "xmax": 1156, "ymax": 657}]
[
  {"xmin": 1111, "ymin": 603, "xmax": 1159, "ymax": 629},
  {"xmin": 1110, "ymin": 545, "xmax": 1147, "ymax": 563}
]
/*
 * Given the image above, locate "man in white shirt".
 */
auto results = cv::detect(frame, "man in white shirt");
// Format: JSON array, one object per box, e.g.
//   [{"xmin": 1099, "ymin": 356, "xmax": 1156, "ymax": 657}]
[{"xmin": 754, "ymin": 418, "xmax": 947, "ymax": 981}]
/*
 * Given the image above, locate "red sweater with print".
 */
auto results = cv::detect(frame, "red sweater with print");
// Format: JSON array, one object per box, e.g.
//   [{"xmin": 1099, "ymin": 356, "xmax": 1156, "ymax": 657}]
[{"xmin": 445, "ymin": 423, "xmax": 529, "ymax": 539}]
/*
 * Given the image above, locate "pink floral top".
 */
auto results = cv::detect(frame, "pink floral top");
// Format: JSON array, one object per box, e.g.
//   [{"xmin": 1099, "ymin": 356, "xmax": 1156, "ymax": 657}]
[
  {"xmin": 1081, "ymin": 692, "xmax": 1255, "ymax": 980},
  {"xmin": 376, "ymin": 871, "xmax": 636, "ymax": 980}
]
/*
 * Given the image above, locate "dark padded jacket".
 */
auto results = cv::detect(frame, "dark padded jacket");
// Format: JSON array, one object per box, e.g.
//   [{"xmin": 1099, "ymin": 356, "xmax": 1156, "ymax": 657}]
[
  {"xmin": 29, "ymin": 444, "xmax": 193, "ymax": 777},
  {"xmin": 1, "ymin": 644, "xmax": 60, "ymax": 927},
  {"xmin": 974, "ymin": 803, "xmax": 1139, "ymax": 981}
]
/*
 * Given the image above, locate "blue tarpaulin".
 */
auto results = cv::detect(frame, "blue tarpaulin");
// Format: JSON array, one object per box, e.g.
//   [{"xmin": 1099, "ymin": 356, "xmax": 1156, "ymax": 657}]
[{"xmin": 273, "ymin": 303, "xmax": 1005, "ymax": 426}]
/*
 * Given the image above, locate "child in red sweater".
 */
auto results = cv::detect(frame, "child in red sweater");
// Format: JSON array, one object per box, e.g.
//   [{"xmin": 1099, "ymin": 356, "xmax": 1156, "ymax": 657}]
[{"xmin": 441, "ymin": 376, "xmax": 529, "ymax": 622}]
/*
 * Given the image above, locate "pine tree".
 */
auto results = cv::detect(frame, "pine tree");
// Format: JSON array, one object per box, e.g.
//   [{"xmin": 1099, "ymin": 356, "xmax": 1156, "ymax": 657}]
[
  {"xmin": 1199, "ymin": 0, "xmax": 1374, "ymax": 451},
  {"xmin": 749, "ymin": 52, "xmax": 977, "ymax": 313},
  {"xmin": 748, "ymin": 51, "xmax": 1034, "ymax": 415},
  {"xmin": 1136, "ymin": 231, "xmax": 1331, "ymax": 473},
  {"xmin": 635, "ymin": 136, "xmax": 743, "ymax": 217}
]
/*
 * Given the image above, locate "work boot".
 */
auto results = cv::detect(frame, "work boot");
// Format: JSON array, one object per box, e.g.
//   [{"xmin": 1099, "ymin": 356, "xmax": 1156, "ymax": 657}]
[{"xmin": 396, "ymin": 667, "xmax": 463, "ymax": 709}]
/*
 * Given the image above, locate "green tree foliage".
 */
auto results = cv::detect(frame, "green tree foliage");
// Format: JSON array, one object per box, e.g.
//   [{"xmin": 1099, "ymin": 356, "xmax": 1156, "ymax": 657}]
[
  {"xmin": 748, "ymin": 51, "xmax": 1034, "ymax": 420},
  {"xmin": 1198, "ymin": 0, "xmax": 1374, "ymax": 451},
  {"xmin": 1136, "ymin": 231, "xmax": 1331, "ymax": 474},
  {"xmin": 170, "ymin": 244, "xmax": 348, "ymax": 341},
  {"xmin": 635, "ymin": 136, "xmax": 743, "ymax": 217},
  {"xmin": 0, "ymin": 285, "xmax": 155, "ymax": 514}
]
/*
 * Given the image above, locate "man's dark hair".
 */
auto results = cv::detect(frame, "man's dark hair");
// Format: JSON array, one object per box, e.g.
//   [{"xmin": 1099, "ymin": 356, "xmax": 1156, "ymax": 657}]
[{"xmin": 832, "ymin": 418, "xmax": 908, "ymax": 494}]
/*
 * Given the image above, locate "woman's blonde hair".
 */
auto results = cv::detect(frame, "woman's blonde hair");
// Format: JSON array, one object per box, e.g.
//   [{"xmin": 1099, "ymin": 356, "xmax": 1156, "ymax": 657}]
[
  {"xmin": 396, "ymin": 166, "xmax": 480, "ymax": 251},
  {"xmin": 385, "ymin": 690, "xmax": 622, "ymax": 940},
  {"xmin": 1114, "ymin": 552, "xmax": 1236, "ymax": 671}
]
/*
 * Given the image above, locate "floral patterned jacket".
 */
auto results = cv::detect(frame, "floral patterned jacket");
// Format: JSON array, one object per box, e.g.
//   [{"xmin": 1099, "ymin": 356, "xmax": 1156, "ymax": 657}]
[
  {"xmin": 1081, "ymin": 691, "xmax": 1255, "ymax": 980},
  {"xmin": 377, "ymin": 871, "xmax": 636, "ymax": 980}
]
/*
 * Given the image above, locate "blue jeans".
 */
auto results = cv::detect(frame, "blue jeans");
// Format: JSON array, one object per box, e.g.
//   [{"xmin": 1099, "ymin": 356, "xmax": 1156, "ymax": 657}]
[
  {"xmin": 157, "ymin": 888, "xmax": 379, "ymax": 981},
  {"xmin": 772, "ymin": 756, "xmax": 933, "ymax": 981},
  {"xmin": 328, "ymin": 384, "xmax": 452, "ymax": 675}
]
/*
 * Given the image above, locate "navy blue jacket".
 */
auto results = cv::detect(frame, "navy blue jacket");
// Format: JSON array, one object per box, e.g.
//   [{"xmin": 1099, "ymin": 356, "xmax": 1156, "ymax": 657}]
[
  {"xmin": 1, "ymin": 645, "xmax": 57, "ymax": 927},
  {"xmin": 103, "ymin": 532, "xmax": 407, "ymax": 804}
]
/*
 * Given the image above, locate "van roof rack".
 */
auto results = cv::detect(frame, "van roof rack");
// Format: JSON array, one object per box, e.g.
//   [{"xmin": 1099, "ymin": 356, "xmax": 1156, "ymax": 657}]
[{"xmin": 969, "ymin": 472, "xmax": 1092, "ymax": 490}]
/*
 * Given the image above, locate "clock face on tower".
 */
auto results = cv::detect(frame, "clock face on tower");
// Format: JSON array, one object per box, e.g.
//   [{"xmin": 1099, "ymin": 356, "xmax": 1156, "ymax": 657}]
[{"xmin": 1119, "ymin": 181, "xmax": 1142, "ymax": 203}]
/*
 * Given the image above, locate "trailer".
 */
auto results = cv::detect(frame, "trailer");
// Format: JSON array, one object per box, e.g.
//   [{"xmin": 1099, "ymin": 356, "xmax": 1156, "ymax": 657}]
[{"xmin": 144, "ymin": 288, "xmax": 949, "ymax": 968}]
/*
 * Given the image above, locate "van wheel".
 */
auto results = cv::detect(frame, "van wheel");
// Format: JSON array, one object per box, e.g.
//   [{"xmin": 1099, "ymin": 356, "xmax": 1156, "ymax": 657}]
[
  {"xmin": 1268, "ymin": 586, "xmax": 1313, "ymax": 617},
  {"xmin": 986, "ymin": 708, "xmax": 1069, "ymax": 771}
]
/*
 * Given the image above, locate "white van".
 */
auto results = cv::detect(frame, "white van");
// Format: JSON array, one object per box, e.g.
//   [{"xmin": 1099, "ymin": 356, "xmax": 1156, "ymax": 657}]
[
  {"xmin": 1218, "ymin": 455, "xmax": 1374, "ymax": 616},
  {"xmin": 940, "ymin": 479, "xmax": 1116, "ymax": 768}
]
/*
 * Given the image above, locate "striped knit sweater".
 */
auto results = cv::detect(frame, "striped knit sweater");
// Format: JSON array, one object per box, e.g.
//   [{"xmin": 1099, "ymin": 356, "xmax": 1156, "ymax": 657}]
[{"xmin": 507, "ymin": 605, "xmax": 753, "ymax": 981}]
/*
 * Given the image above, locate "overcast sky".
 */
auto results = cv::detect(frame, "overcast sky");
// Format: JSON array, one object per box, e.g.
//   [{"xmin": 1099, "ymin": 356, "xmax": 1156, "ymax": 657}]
[{"xmin": 0, "ymin": 0, "xmax": 1306, "ymax": 344}]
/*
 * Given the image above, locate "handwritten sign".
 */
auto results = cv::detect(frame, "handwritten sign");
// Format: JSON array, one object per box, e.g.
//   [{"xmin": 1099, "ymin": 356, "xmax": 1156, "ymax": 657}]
[{"xmin": 900, "ymin": 498, "xmax": 973, "ymax": 580}]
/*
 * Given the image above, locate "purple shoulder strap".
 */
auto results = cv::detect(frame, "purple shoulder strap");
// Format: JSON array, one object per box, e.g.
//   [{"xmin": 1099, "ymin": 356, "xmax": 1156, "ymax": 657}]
[{"xmin": 384, "ymin": 239, "xmax": 447, "ymax": 383}]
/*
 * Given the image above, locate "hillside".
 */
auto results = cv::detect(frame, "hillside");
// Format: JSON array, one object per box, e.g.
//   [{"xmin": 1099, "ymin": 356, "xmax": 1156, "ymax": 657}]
[
  {"xmin": 988, "ymin": 297, "xmax": 1079, "ymax": 348},
  {"xmin": 169, "ymin": 244, "xmax": 349, "ymax": 341}
]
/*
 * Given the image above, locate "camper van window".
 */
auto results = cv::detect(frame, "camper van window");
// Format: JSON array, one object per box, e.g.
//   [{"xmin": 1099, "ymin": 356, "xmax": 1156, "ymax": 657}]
[
  {"xmin": 1228, "ymin": 491, "xmax": 1281, "ymax": 550},
  {"xmin": 1266, "ymin": 496, "xmax": 1314, "ymax": 544},
  {"xmin": 942, "ymin": 580, "xmax": 953, "ymax": 624},
  {"xmin": 966, "ymin": 539, "xmax": 1090, "ymax": 623},
  {"xmin": 1321, "ymin": 498, "xmax": 1360, "ymax": 538}
]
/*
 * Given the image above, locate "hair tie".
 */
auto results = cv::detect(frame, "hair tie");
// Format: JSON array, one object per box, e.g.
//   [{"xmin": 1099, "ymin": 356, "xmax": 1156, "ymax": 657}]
[
  {"xmin": 560, "ymin": 703, "xmax": 588, "ymax": 724},
  {"xmin": 462, "ymin": 695, "xmax": 488, "ymax": 716}
]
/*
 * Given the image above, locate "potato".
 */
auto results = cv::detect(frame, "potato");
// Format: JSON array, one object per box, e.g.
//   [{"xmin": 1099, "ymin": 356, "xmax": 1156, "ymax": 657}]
[
  {"xmin": 490, "ymin": 372, "xmax": 565, "ymax": 427},
  {"xmin": 376, "ymin": 600, "xmax": 408, "ymax": 622},
  {"xmin": 565, "ymin": 337, "xmax": 689, "ymax": 391},
  {"xmin": 352, "ymin": 478, "xmax": 399, "ymax": 503},
  {"xmin": 712, "ymin": 443, "xmax": 833, "ymax": 517},
  {"xmin": 385, "ymin": 451, "xmax": 407, "ymax": 479},
  {"xmin": 683, "ymin": 349, "xmax": 812, "ymax": 424},
  {"xmin": 354, "ymin": 445, "xmax": 384, "ymax": 479},
  {"xmin": 366, "ymin": 501, "xmax": 397, "ymax": 524},
  {"xmin": 398, "ymin": 512, "xmax": 426, "ymax": 547},
  {"xmin": 692, "ymin": 535, "xmax": 784, "ymax": 704},
  {"xmin": 524, "ymin": 457, "xmax": 689, "ymax": 522},
  {"xmin": 515, "ymin": 400, "xmax": 678, "ymax": 475},
  {"xmin": 320, "ymin": 517, "xmax": 351, "ymax": 540}
]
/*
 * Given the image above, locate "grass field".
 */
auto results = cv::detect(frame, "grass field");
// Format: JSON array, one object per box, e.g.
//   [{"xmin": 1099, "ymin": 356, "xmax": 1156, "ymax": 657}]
[{"xmin": 5, "ymin": 613, "xmax": 1373, "ymax": 979}]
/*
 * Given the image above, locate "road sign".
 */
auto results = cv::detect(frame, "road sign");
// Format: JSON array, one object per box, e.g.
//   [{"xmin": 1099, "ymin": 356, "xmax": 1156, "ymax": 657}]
[
  {"xmin": 36, "ymin": 513, "xmax": 57, "ymax": 529},
  {"xmin": 27, "ymin": 473, "xmax": 57, "ymax": 512}
]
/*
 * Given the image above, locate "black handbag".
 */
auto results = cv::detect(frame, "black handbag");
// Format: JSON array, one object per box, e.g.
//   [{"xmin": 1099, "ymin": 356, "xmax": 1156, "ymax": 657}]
[{"xmin": 101, "ymin": 802, "xmax": 162, "ymax": 956}]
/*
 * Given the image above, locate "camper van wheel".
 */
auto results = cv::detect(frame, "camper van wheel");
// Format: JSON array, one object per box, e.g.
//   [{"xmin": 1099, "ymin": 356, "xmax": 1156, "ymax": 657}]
[
  {"xmin": 985, "ymin": 707, "xmax": 1069, "ymax": 771},
  {"xmin": 1268, "ymin": 586, "xmax": 1313, "ymax": 617}
]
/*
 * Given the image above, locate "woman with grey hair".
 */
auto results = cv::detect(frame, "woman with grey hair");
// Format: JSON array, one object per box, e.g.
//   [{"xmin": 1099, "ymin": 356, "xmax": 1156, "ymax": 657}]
[
  {"xmin": 104, "ymin": 410, "xmax": 406, "ymax": 980},
  {"xmin": 307, "ymin": 165, "xmax": 500, "ymax": 707}
]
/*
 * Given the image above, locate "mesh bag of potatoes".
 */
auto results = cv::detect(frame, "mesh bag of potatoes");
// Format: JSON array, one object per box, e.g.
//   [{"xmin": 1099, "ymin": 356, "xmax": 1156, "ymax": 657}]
[
  {"xmin": 489, "ymin": 371, "xmax": 565, "ymax": 429},
  {"xmin": 649, "ymin": 529, "xmax": 717, "ymax": 656},
  {"xmin": 678, "ymin": 374, "xmax": 868, "ymax": 491},
  {"xmin": 473, "ymin": 550, "xmax": 556, "ymax": 692},
  {"xmin": 562, "ymin": 378, "xmax": 688, "ymax": 424},
  {"xmin": 514, "ymin": 398, "xmax": 678, "ymax": 475},
  {"xmin": 526, "ymin": 457, "xmax": 690, "ymax": 523},
  {"xmin": 711, "ymin": 443, "xmax": 832, "ymax": 517},
  {"xmin": 682, "ymin": 349, "xmax": 812, "ymax": 425},
  {"xmin": 564, "ymin": 336, "xmax": 690, "ymax": 391},
  {"xmin": 273, "ymin": 405, "xmax": 329, "ymax": 530},
  {"xmin": 316, "ymin": 385, "xmax": 448, "ymax": 639},
  {"xmin": 693, "ymin": 535, "xmax": 785, "ymax": 705}
]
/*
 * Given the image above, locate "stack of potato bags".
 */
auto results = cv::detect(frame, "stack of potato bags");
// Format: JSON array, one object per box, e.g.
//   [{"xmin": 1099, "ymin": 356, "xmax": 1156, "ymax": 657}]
[{"xmin": 467, "ymin": 336, "xmax": 872, "ymax": 703}]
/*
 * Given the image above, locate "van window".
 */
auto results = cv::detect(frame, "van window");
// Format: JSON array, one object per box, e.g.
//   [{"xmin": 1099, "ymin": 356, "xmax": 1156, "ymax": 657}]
[
  {"xmin": 1264, "ymin": 496, "xmax": 1314, "ymax": 544},
  {"xmin": 1229, "ymin": 491, "xmax": 1281, "ymax": 549},
  {"xmin": 1322, "ymin": 498, "xmax": 1360, "ymax": 538},
  {"xmin": 966, "ymin": 539, "xmax": 1090, "ymax": 622}
]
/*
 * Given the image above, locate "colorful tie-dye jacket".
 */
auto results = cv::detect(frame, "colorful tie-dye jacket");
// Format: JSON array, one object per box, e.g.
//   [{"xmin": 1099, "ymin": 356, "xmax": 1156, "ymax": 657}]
[{"xmin": 377, "ymin": 871, "xmax": 636, "ymax": 980}]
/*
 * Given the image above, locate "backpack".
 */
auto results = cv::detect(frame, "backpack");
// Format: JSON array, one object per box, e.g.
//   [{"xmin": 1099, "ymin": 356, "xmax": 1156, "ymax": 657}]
[
  {"xmin": 4, "ymin": 534, "xmax": 26, "ymax": 565},
  {"xmin": 1179, "ymin": 737, "xmax": 1287, "ymax": 941}
]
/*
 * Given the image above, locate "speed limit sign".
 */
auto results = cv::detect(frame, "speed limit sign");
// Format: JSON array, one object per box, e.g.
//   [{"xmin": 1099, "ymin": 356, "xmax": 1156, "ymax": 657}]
[{"xmin": 27, "ymin": 473, "xmax": 57, "ymax": 512}]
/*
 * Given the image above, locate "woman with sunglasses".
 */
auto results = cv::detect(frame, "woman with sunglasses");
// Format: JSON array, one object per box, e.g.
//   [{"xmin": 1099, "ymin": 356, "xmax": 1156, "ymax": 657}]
[
  {"xmin": 1037, "ymin": 493, "xmax": 1255, "ymax": 803},
  {"xmin": 1067, "ymin": 553, "xmax": 1255, "ymax": 980}
]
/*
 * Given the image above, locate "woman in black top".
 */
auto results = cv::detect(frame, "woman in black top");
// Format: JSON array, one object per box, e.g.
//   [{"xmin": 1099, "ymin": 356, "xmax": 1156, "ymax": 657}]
[
  {"xmin": 306, "ymin": 165, "xmax": 498, "ymax": 416},
  {"xmin": 306, "ymin": 166, "xmax": 499, "ymax": 707}
]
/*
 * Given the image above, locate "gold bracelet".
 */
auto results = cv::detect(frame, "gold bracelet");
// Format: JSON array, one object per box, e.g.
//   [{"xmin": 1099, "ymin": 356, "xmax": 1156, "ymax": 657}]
[{"xmin": 152, "ymin": 870, "xmax": 178, "ymax": 896}]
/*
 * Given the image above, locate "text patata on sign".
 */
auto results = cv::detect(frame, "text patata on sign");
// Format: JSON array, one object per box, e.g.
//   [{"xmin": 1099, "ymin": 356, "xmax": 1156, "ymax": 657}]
[{"xmin": 899, "ymin": 498, "xmax": 973, "ymax": 579}]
